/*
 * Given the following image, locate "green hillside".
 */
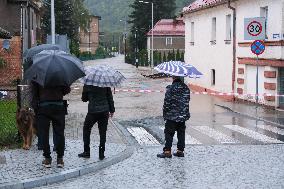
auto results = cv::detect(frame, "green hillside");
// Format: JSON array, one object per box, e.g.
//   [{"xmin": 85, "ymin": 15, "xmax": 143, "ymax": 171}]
[{"xmin": 84, "ymin": 0, "xmax": 194, "ymax": 33}]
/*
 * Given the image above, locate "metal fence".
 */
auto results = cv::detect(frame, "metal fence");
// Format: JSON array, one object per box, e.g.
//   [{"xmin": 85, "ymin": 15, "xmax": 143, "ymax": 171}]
[{"xmin": 0, "ymin": 79, "xmax": 32, "ymax": 145}]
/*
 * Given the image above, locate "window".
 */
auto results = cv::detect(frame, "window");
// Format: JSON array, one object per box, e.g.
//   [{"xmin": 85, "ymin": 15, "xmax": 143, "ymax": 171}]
[
  {"xmin": 166, "ymin": 37, "xmax": 172, "ymax": 45},
  {"xmin": 211, "ymin": 17, "xmax": 216, "ymax": 45},
  {"xmin": 260, "ymin": 6, "xmax": 268, "ymax": 39},
  {"xmin": 190, "ymin": 22, "xmax": 194, "ymax": 45},
  {"xmin": 225, "ymin": 14, "xmax": 231, "ymax": 43},
  {"xmin": 211, "ymin": 69, "xmax": 215, "ymax": 85}
]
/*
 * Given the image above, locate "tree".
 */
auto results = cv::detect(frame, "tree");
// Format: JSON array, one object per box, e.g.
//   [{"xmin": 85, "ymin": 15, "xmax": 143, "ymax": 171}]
[
  {"xmin": 158, "ymin": 52, "xmax": 162, "ymax": 64},
  {"xmin": 163, "ymin": 52, "xmax": 167, "ymax": 62},
  {"xmin": 176, "ymin": 49, "xmax": 181, "ymax": 61},
  {"xmin": 128, "ymin": 0, "xmax": 176, "ymax": 52},
  {"xmin": 41, "ymin": 0, "xmax": 89, "ymax": 55},
  {"xmin": 181, "ymin": 51, "xmax": 184, "ymax": 61}
]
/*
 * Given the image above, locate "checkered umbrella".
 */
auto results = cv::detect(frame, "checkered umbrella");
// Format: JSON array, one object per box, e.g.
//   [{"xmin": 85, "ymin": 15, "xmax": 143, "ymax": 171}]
[
  {"xmin": 80, "ymin": 65, "xmax": 126, "ymax": 87},
  {"xmin": 154, "ymin": 61, "xmax": 203, "ymax": 78}
]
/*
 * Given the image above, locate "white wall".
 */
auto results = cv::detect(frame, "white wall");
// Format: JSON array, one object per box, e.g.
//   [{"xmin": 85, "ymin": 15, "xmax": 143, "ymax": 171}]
[
  {"xmin": 236, "ymin": 0, "xmax": 284, "ymax": 59},
  {"xmin": 184, "ymin": 4, "xmax": 234, "ymax": 93},
  {"xmin": 184, "ymin": 0, "xmax": 283, "ymax": 98}
]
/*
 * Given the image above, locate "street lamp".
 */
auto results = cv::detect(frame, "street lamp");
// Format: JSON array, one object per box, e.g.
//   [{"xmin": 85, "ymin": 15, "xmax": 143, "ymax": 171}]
[
  {"xmin": 120, "ymin": 19, "xmax": 127, "ymax": 62},
  {"xmin": 139, "ymin": 1, "xmax": 154, "ymax": 72}
]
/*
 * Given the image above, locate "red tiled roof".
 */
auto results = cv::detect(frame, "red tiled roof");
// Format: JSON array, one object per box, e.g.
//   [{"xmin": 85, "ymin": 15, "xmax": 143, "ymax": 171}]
[
  {"xmin": 146, "ymin": 19, "xmax": 185, "ymax": 36},
  {"xmin": 183, "ymin": 0, "xmax": 227, "ymax": 13}
]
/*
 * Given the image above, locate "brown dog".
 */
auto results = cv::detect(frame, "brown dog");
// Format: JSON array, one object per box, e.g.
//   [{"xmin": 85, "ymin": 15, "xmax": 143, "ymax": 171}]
[{"xmin": 16, "ymin": 107, "xmax": 35, "ymax": 150}]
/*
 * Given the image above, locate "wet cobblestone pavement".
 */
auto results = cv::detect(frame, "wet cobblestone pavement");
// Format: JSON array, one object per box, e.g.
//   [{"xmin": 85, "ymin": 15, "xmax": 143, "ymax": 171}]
[{"xmin": 39, "ymin": 144, "xmax": 284, "ymax": 189}]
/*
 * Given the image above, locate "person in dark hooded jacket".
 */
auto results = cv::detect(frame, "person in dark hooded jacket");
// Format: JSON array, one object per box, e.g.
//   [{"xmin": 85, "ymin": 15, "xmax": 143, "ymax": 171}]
[
  {"xmin": 157, "ymin": 76, "xmax": 190, "ymax": 158},
  {"xmin": 78, "ymin": 85, "xmax": 115, "ymax": 160}
]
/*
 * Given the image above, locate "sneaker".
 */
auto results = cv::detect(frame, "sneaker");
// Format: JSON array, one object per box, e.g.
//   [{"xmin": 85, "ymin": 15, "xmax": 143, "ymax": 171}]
[
  {"xmin": 173, "ymin": 150, "xmax": 184, "ymax": 157},
  {"xmin": 57, "ymin": 158, "xmax": 64, "ymax": 168},
  {"xmin": 78, "ymin": 152, "xmax": 90, "ymax": 158},
  {"xmin": 42, "ymin": 158, "xmax": 52, "ymax": 168},
  {"xmin": 157, "ymin": 151, "xmax": 172, "ymax": 158}
]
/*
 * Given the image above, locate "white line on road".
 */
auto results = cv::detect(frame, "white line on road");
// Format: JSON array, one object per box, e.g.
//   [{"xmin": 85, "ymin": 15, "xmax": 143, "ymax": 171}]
[
  {"xmin": 192, "ymin": 126, "xmax": 240, "ymax": 144},
  {"xmin": 256, "ymin": 125, "xmax": 284, "ymax": 136},
  {"xmin": 223, "ymin": 125, "xmax": 284, "ymax": 144},
  {"xmin": 159, "ymin": 126, "xmax": 201, "ymax": 144},
  {"xmin": 127, "ymin": 127, "xmax": 160, "ymax": 146}
]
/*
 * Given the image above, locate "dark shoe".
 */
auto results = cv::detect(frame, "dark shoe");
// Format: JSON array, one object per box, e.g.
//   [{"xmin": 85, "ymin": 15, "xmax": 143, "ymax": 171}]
[
  {"xmin": 57, "ymin": 158, "xmax": 64, "ymax": 168},
  {"xmin": 42, "ymin": 158, "xmax": 52, "ymax": 168},
  {"xmin": 173, "ymin": 150, "xmax": 184, "ymax": 157},
  {"xmin": 157, "ymin": 150, "xmax": 172, "ymax": 158},
  {"xmin": 99, "ymin": 146, "xmax": 105, "ymax": 160},
  {"xmin": 78, "ymin": 152, "xmax": 90, "ymax": 158}
]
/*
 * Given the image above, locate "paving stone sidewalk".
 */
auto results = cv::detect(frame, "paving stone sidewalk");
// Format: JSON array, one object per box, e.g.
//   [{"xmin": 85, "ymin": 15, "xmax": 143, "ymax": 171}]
[
  {"xmin": 0, "ymin": 112, "xmax": 127, "ymax": 189},
  {"xmin": 39, "ymin": 144, "xmax": 284, "ymax": 189}
]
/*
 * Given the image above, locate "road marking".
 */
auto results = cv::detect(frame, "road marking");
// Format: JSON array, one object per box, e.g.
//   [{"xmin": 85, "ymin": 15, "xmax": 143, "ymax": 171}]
[
  {"xmin": 256, "ymin": 125, "xmax": 284, "ymax": 135},
  {"xmin": 127, "ymin": 127, "xmax": 160, "ymax": 146},
  {"xmin": 159, "ymin": 126, "xmax": 201, "ymax": 144},
  {"xmin": 224, "ymin": 125, "xmax": 284, "ymax": 144},
  {"xmin": 192, "ymin": 126, "xmax": 240, "ymax": 144}
]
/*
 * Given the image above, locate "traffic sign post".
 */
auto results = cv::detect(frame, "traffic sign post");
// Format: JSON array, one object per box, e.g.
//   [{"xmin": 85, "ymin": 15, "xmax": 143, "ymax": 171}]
[
  {"xmin": 251, "ymin": 40, "xmax": 265, "ymax": 104},
  {"xmin": 244, "ymin": 17, "xmax": 266, "ymax": 40}
]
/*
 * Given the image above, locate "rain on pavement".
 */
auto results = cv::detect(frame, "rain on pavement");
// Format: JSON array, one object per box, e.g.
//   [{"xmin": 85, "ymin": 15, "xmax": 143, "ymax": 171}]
[{"xmin": 70, "ymin": 56, "xmax": 284, "ymax": 147}]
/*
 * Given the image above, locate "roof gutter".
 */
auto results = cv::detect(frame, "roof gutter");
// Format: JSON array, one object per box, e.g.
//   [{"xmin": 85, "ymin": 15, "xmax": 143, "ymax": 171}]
[{"xmin": 228, "ymin": 0, "xmax": 236, "ymax": 96}]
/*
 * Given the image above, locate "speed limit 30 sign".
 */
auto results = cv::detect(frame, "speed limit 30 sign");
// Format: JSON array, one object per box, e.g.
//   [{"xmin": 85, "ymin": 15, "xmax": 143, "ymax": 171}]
[{"xmin": 244, "ymin": 17, "xmax": 266, "ymax": 40}]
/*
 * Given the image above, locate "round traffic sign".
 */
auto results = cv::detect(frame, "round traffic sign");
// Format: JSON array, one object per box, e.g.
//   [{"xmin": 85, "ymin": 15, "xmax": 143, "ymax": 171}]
[
  {"xmin": 247, "ymin": 21, "xmax": 262, "ymax": 36},
  {"xmin": 251, "ymin": 40, "xmax": 265, "ymax": 55}
]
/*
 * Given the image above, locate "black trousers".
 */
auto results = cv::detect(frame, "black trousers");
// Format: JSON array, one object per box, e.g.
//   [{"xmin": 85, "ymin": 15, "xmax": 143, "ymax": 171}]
[
  {"xmin": 164, "ymin": 120, "xmax": 186, "ymax": 151},
  {"xmin": 37, "ymin": 105, "xmax": 65, "ymax": 159},
  {"xmin": 83, "ymin": 112, "xmax": 108, "ymax": 152}
]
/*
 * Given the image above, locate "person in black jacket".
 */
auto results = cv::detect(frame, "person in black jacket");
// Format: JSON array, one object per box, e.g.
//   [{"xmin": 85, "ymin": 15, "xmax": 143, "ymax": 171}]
[
  {"xmin": 78, "ymin": 85, "xmax": 115, "ymax": 160},
  {"xmin": 33, "ymin": 83, "xmax": 71, "ymax": 168},
  {"xmin": 157, "ymin": 76, "xmax": 190, "ymax": 158}
]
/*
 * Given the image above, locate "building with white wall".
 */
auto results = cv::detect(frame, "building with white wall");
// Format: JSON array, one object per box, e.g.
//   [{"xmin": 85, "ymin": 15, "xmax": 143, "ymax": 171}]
[{"xmin": 183, "ymin": 0, "xmax": 284, "ymax": 108}]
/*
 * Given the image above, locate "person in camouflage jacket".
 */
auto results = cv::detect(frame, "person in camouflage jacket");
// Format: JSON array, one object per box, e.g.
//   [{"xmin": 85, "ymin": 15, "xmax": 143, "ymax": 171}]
[{"xmin": 157, "ymin": 76, "xmax": 190, "ymax": 158}]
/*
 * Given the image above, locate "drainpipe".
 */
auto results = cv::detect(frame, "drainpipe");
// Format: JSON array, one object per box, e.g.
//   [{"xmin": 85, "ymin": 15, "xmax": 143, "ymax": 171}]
[
  {"xmin": 27, "ymin": 1, "xmax": 31, "ymax": 48},
  {"xmin": 228, "ymin": 0, "xmax": 236, "ymax": 99}
]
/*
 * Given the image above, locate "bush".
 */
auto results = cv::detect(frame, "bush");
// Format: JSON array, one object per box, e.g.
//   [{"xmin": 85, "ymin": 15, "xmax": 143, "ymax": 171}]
[
  {"xmin": 79, "ymin": 46, "xmax": 114, "ymax": 61},
  {"xmin": 0, "ymin": 100, "xmax": 18, "ymax": 147}
]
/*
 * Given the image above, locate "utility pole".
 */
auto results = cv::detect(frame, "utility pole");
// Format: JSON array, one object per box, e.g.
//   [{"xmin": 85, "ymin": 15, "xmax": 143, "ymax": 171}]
[
  {"xmin": 135, "ymin": 29, "xmax": 138, "ymax": 68},
  {"xmin": 51, "ymin": 0, "xmax": 55, "ymax": 44}
]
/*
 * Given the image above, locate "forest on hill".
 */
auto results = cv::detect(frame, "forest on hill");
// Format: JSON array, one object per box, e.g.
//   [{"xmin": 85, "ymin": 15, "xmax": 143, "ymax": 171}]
[{"xmin": 84, "ymin": 0, "xmax": 194, "ymax": 33}]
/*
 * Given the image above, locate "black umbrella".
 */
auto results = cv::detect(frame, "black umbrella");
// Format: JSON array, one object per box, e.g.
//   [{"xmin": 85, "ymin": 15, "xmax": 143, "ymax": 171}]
[
  {"xmin": 23, "ymin": 44, "xmax": 67, "ymax": 71},
  {"xmin": 24, "ymin": 50, "xmax": 85, "ymax": 87}
]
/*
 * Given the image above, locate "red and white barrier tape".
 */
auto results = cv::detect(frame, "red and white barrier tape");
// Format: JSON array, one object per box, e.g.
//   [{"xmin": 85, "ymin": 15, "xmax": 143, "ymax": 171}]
[
  {"xmin": 113, "ymin": 89, "xmax": 284, "ymax": 97},
  {"xmin": 15, "ymin": 85, "xmax": 284, "ymax": 97}
]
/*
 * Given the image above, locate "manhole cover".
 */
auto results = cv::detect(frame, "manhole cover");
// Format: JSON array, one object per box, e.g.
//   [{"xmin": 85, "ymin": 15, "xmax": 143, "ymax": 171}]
[{"xmin": 0, "ymin": 155, "xmax": 6, "ymax": 164}]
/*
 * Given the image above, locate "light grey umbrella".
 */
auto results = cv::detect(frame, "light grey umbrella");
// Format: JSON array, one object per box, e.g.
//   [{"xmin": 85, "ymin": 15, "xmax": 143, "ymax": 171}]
[
  {"xmin": 24, "ymin": 50, "xmax": 85, "ymax": 87},
  {"xmin": 80, "ymin": 65, "xmax": 126, "ymax": 87}
]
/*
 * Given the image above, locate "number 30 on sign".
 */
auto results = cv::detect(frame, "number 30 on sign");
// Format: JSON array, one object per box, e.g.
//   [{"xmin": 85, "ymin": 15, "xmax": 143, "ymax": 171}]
[{"xmin": 244, "ymin": 17, "xmax": 266, "ymax": 40}]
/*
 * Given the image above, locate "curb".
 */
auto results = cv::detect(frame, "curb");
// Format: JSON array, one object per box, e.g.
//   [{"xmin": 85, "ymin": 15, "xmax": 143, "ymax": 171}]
[
  {"xmin": 0, "ymin": 122, "xmax": 135, "ymax": 189},
  {"xmin": 215, "ymin": 104, "xmax": 284, "ymax": 128}
]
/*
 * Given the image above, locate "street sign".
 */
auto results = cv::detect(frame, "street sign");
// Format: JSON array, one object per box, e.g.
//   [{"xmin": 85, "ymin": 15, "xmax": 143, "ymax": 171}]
[
  {"xmin": 244, "ymin": 17, "xmax": 266, "ymax": 40},
  {"xmin": 251, "ymin": 40, "xmax": 265, "ymax": 55},
  {"xmin": 2, "ymin": 39, "xmax": 10, "ymax": 50}
]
